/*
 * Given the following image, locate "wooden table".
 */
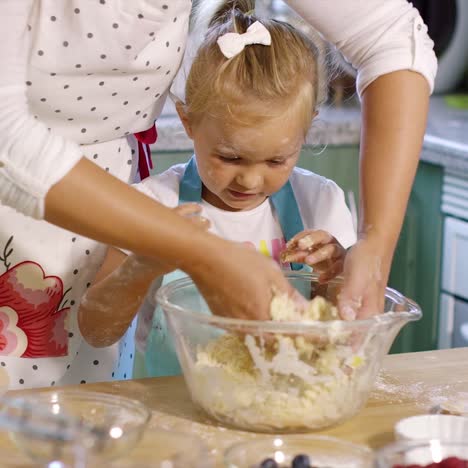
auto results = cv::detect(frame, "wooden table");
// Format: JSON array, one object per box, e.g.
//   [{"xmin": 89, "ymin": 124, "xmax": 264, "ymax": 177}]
[{"xmin": 5, "ymin": 348, "xmax": 468, "ymax": 465}]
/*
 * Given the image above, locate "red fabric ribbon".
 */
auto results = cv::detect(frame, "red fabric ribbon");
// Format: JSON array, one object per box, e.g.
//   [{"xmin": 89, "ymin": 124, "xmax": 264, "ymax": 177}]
[{"xmin": 134, "ymin": 123, "xmax": 158, "ymax": 180}]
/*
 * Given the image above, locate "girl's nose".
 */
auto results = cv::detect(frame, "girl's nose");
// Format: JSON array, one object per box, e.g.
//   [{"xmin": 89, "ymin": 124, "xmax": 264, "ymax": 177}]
[{"xmin": 235, "ymin": 170, "xmax": 263, "ymax": 190}]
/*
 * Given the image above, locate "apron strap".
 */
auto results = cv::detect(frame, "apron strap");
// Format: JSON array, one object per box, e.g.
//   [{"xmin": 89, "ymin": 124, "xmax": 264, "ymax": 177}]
[
  {"xmin": 270, "ymin": 182, "xmax": 304, "ymax": 271},
  {"xmin": 178, "ymin": 156, "xmax": 202, "ymax": 203},
  {"xmin": 178, "ymin": 156, "xmax": 304, "ymax": 270},
  {"xmin": 134, "ymin": 123, "xmax": 158, "ymax": 180}
]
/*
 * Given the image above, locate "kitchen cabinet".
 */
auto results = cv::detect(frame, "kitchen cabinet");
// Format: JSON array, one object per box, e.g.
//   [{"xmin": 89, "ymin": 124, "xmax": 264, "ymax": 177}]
[
  {"xmin": 438, "ymin": 172, "xmax": 468, "ymax": 349},
  {"xmin": 388, "ymin": 161, "xmax": 443, "ymax": 353},
  {"xmin": 297, "ymin": 145, "xmax": 360, "ymax": 202},
  {"xmin": 151, "ymin": 151, "xmax": 192, "ymax": 174}
]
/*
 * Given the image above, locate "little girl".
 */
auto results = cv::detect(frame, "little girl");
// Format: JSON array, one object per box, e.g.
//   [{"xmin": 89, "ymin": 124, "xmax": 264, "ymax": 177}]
[{"xmin": 78, "ymin": 0, "xmax": 356, "ymax": 378}]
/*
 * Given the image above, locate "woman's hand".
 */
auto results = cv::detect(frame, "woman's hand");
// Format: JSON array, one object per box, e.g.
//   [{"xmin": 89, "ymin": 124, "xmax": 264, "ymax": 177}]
[
  {"xmin": 336, "ymin": 237, "xmax": 390, "ymax": 320},
  {"xmin": 187, "ymin": 240, "xmax": 306, "ymax": 321},
  {"xmin": 280, "ymin": 230, "xmax": 346, "ymax": 283}
]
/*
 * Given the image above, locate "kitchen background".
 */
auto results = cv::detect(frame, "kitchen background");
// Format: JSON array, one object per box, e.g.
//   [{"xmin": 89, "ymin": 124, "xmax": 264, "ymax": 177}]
[{"xmin": 150, "ymin": 0, "xmax": 468, "ymax": 354}]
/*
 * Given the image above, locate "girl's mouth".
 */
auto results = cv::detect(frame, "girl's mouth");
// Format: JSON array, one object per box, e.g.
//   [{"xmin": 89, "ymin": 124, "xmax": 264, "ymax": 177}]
[{"xmin": 227, "ymin": 190, "xmax": 257, "ymax": 199}]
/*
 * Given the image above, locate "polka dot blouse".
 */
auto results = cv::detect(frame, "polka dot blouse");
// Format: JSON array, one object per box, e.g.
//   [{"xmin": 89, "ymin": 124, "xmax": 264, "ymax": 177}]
[{"xmin": 0, "ymin": 0, "xmax": 191, "ymax": 219}]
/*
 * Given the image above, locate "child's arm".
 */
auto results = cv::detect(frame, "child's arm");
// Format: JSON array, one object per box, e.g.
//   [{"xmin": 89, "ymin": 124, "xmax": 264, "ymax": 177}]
[
  {"xmin": 78, "ymin": 248, "xmax": 169, "ymax": 348},
  {"xmin": 281, "ymin": 230, "xmax": 346, "ymax": 284},
  {"xmin": 78, "ymin": 204, "xmax": 208, "ymax": 348}
]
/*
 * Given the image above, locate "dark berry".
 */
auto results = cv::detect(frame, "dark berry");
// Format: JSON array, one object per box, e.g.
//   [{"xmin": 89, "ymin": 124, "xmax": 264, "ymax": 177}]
[
  {"xmin": 440, "ymin": 456, "xmax": 466, "ymax": 468},
  {"xmin": 259, "ymin": 458, "xmax": 278, "ymax": 468},
  {"xmin": 292, "ymin": 454, "xmax": 311, "ymax": 468}
]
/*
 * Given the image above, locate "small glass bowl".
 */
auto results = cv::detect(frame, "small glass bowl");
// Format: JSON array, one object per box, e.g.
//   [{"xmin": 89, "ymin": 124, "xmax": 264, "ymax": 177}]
[
  {"xmin": 0, "ymin": 451, "xmax": 87, "ymax": 468},
  {"xmin": 10, "ymin": 390, "xmax": 151, "ymax": 463},
  {"xmin": 376, "ymin": 440, "xmax": 468, "ymax": 467},
  {"xmin": 0, "ymin": 428, "xmax": 87, "ymax": 467},
  {"xmin": 109, "ymin": 429, "xmax": 213, "ymax": 467},
  {"xmin": 224, "ymin": 435, "xmax": 374, "ymax": 467}
]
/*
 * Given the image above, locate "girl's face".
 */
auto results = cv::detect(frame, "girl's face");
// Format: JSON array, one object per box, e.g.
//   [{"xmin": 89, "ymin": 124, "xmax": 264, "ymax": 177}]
[{"xmin": 180, "ymin": 107, "xmax": 306, "ymax": 212}]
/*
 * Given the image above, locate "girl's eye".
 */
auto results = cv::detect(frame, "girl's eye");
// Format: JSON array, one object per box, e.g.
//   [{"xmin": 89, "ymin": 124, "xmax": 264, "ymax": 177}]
[
  {"xmin": 268, "ymin": 159, "xmax": 285, "ymax": 166},
  {"xmin": 218, "ymin": 155, "xmax": 240, "ymax": 163}
]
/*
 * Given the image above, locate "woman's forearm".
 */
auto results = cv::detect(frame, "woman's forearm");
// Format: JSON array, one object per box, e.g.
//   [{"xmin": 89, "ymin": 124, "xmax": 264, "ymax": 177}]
[
  {"xmin": 359, "ymin": 70, "xmax": 430, "ymax": 272},
  {"xmin": 336, "ymin": 70, "xmax": 430, "ymax": 319},
  {"xmin": 78, "ymin": 254, "xmax": 167, "ymax": 347},
  {"xmin": 44, "ymin": 158, "xmax": 297, "ymax": 322},
  {"xmin": 45, "ymin": 158, "xmax": 218, "ymax": 271}
]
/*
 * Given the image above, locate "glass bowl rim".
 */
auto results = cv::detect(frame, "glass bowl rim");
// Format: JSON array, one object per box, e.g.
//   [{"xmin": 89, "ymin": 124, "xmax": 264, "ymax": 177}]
[
  {"xmin": 20, "ymin": 389, "xmax": 152, "ymax": 426},
  {"xmin": 155, "ymin": 272, "xmax": 422, "ymax": 333},
  {"xmin": 108, "ymin": 427, "xmax": 212, "ymax": 465},
  {"xmin": 224, "ymin": 434, "xmax": 374, "ymax": 464}
]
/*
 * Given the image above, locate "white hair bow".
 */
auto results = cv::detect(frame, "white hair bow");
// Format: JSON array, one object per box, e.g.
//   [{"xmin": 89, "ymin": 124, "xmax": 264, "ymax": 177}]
[{"xmin": 217, "ymin": 21, "xmax": 271, "ymax": 59}]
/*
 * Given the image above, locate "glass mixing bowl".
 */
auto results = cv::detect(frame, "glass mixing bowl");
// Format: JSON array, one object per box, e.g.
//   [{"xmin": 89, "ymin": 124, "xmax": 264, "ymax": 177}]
[
  {"xmin": 0, "ymin": 426, "xmax": 87, "ymax": 468},
  {"xmin": 224, "ymin": 435, "xmax": 374, "ymax": 467},
  {"xmin": 156, "ymin": 272, "xmax": 422, "ymax": 433}
]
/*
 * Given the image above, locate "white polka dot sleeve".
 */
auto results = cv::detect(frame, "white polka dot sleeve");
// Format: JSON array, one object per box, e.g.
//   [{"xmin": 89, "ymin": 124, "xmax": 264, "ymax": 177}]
[
  {"xmin": 0, "ymin": 1, "xmax": 83, "ymax": 219},
  {"xmin": 284, "ymin": 0, "xmax": 438, "ymax": 96}
]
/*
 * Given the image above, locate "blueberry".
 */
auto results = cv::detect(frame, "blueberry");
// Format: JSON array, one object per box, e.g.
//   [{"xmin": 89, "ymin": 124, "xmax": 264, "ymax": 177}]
[
  {"xmin": 259, "ymin": 458, "xmax": 278, "ymax": 468},
  {"xmin": 292, "ymin": 454, "xmax": 311, "ymax": 468}
]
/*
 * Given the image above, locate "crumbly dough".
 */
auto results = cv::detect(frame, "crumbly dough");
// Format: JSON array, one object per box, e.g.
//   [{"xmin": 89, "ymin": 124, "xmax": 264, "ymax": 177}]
[
  {"xmin": 191, "ymin": 294, "xmax": 372, "ymax": 431},
  {"xmin": 270, "ymin": 293, "xmax": 339, "ymax": 322}
]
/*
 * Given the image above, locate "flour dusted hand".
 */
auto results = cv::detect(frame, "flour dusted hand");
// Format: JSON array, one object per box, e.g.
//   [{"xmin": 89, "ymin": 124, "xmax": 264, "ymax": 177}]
[
  {"xmin": 281, "ymin": 230, "xmax": 346, "ymax": 283},
  {"xmin": 189, "ymin": 240, "xmax": 305, "ymax": 321}
]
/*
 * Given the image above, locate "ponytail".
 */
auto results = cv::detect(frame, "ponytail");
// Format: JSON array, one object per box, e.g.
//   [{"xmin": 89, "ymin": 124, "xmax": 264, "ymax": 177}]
[
  {"xmin": 191, "ymin": 0, "xmax": 255, "ymax": 36},
  {"xmin": 208, "ymin": 0, "xmax": 255, "ymax": 27}
]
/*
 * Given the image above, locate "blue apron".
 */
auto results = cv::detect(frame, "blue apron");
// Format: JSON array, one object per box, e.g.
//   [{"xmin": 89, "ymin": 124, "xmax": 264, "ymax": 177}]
[{"xmin": 144, "ymin": 157, "xmax": 306, "ymax": 377}]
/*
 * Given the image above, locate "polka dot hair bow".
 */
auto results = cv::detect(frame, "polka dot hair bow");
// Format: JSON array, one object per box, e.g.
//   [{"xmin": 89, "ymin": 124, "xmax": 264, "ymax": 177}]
[{"xmin": 217, "ymin": 21, "xmax": 271, "ymax": 59}]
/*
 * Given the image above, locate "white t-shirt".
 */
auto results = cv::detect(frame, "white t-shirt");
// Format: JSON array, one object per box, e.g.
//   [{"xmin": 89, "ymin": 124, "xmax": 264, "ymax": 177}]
[{"xmin": 132, "ymin": 163, "xmax": 357, "ymax": 352}]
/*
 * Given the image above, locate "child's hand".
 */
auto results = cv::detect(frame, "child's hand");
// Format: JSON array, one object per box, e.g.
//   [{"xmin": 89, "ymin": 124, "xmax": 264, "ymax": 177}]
[
  {"xmin": 280, "ymin": 230, "xmax": 346, "ymax": 283},
  {"xmin": 174, "ymin": 203, "xmax": 210, "ymax": 230}
]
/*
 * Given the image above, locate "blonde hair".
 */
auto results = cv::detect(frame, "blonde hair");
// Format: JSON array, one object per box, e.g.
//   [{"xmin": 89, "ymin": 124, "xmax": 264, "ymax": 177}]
[{"xmin": 185, "ymin": 0, "xmax": 325, "ymax": 135}]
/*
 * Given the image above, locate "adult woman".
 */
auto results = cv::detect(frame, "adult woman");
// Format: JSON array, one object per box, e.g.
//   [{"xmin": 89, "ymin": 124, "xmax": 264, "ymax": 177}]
[{"xmin": 0, "ymin": 0, "xmax": 436, "ymax": 389}]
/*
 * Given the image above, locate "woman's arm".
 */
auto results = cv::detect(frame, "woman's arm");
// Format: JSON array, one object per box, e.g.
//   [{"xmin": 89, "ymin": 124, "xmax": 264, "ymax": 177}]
[
  {"xmin": 284, "ymin": 0, "xmax": 437, "ymax": 96},
  {"xmin": 285, "ymin": 0, "xmax": 435, "ymax": 317},
  {"xmin": 46, "ymin": 158, "xmax": 297, "ymax": 320},
  {"xmin": 339, "ymin": 70, "xmax": 430, "ymax": 319}
]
